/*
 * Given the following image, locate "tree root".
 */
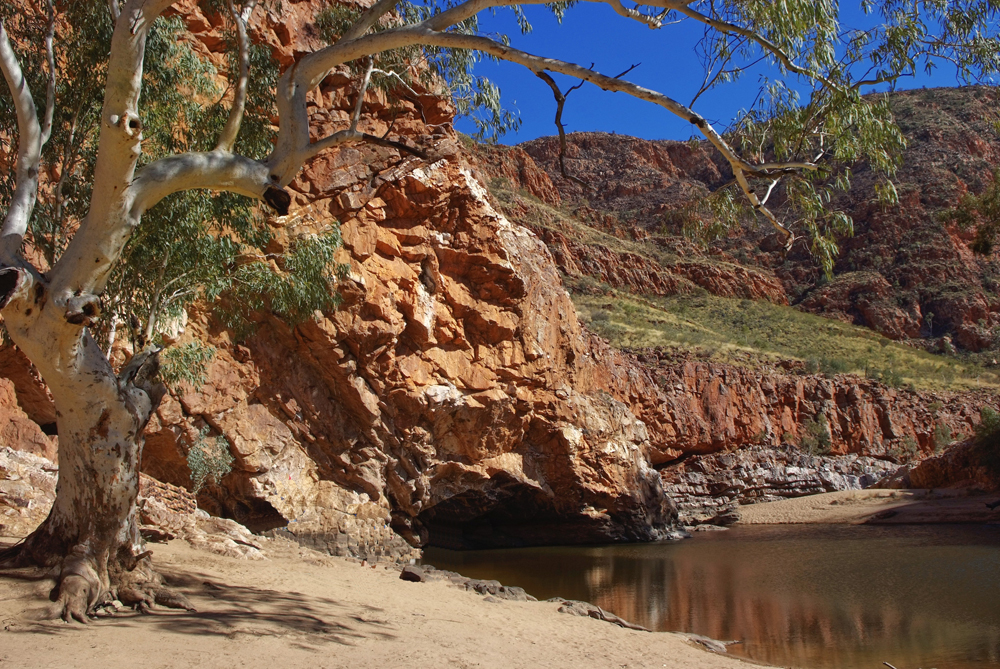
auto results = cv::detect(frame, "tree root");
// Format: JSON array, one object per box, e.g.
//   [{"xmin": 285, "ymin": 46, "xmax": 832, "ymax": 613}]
[
  {"xmin": 56, "ymin": 574, "xmax": 95, "ymax": 624},
  {"xmin": 115, "ymin": 585, "xmax": 195, "ymax": 613}
]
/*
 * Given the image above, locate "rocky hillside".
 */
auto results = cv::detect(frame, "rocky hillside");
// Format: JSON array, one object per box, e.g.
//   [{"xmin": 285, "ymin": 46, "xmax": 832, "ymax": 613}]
[{"xmin": 475, "ymin": 86, "xmax": 1000, "ymax": 354}]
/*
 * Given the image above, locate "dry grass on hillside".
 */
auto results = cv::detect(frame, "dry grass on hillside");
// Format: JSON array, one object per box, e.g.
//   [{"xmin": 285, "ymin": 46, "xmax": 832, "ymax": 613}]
[{"xmin": 571, "ymin": 284, "xmax": 1000, "ymax": 392}]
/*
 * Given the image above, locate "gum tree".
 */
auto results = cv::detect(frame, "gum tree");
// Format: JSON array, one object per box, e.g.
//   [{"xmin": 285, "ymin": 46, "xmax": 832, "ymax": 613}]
[{"xmin": 1, "ymin": 0, "xmax": 997, "ymax": 621}]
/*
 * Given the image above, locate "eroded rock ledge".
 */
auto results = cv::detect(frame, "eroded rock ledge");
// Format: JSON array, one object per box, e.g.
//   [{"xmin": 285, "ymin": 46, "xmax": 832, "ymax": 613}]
[{"xmin": 661, "ymin": 446, "xmax": 897, "ymax": 526}]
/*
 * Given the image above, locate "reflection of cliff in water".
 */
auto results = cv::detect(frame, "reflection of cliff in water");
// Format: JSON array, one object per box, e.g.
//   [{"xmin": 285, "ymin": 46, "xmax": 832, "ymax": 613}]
[{"xmin": 423, "ymin": 525, "xmax": 1000, "ymax": 669}]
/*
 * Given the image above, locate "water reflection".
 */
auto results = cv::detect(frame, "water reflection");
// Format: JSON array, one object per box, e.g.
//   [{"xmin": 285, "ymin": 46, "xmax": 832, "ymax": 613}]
[{"xmin": 422, "ymin": 525, "xmax": 1000, "ymax": 669}]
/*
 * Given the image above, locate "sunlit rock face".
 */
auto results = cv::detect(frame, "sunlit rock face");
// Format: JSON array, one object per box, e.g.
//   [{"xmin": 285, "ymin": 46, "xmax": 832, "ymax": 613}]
[
  {"xmin": 139, "ymin": 155, "xmax": 676, "ymax": 554},
  {"xmin": 4, "ymin": 0, "xmax": 999, "ymax": 559}
]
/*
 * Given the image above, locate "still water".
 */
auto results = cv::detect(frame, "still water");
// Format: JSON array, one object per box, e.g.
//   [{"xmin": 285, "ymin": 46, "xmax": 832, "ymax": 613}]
[{"xmin": 422, "ymin": 524, "xmax": 1000, "ymax": 669}]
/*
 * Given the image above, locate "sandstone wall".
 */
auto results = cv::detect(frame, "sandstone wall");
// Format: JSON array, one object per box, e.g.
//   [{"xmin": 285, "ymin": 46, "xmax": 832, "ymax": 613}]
[{"xmin": 616, "ymin": 348, "xmax": 988, "ymax": 464}]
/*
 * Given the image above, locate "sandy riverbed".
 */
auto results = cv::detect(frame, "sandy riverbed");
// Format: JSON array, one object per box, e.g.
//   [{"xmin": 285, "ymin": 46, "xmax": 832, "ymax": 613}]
[
  {"xmin": 0, "ymin": 537, "xmax": 761, "ymax": 669},
  {"xmin": 736, "ymin": 488, "xmax": 1000, "ymax": 525}
]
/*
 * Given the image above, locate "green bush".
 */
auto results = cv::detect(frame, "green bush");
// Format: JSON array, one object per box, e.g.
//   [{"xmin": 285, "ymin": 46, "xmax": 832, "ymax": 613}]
[
  {"xmin": 187, "ymin": 427, "xmax": 235, "ymax": 493},
  {"xmin": 974, "ymin": 406, "xmax": 1000, "ymax": 476},
  {"xmin": 932, "ymin": 422, "xmax": 953, "ymax": 453},
  {"xmin": 801, "ymin": 416, "xmax": 832, "ymax": 455},
  {"xmin": 159, "ymin": 340, "xmax": 216, "ymax": 388}
]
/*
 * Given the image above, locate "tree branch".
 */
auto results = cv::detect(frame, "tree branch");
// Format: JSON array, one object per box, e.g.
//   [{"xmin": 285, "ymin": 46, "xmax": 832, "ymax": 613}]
[
  {"xmin": 669, "ymin": 2, "xmax": 843, "ymax": 93},
  {"xmin": 413, "ymin": 30, "xmax": 803, "ymax": 240},
  {"xmin": 350, "ymin": 56, "xmax": 375, "ymax": 132},
  {"xmin": 606, "ymin": 0, "xmax": 666, "ymax": 29},
  {"xmin": 40, "ymin": 0, "xmax": 56, "ymax": 147},
  {"xmin": 128, "ymin": 151, "xmax": 272, "ymax": 218},
  {"xmin": 535, "ymin": 71, "xmax": 591, "ymax": 189},
  {"xmin": 0, "ymin": 19, "xmax": 43, "ymax": 265},
  {"xmin": 339, "ymin": 0, "xmax": 400, "ymax": 42},
  {"xmin": 48, "ymin": 0, "xmax": 178, "ymax": 300},
  {"xmin": 215, "ymin": 0, "xmax": 257, "ymax": 152}
]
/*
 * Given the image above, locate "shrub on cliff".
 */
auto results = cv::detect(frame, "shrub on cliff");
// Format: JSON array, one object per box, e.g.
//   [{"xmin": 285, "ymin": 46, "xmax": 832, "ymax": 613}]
[
  {"xmin": 974, "ymin": 406, "xmax": 1000, "ymax": 476},
  {"xmin": 801, "ymin": 416, "xmax": 832, "ymax": 456}
]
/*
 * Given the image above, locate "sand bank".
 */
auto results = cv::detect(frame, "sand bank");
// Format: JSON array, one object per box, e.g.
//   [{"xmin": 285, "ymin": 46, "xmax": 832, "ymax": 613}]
[
  {"xmin": 736, "ymin": 488, "xmax": 1000, "ymax": 525},
  {"xmin": 0, "ymin": 537, "xmax": 761, "ymax": 669}
]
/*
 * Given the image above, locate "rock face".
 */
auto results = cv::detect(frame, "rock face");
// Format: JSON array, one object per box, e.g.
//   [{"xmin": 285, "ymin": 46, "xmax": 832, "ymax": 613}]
[
  {"xmin": 608, "ymin": 348, "xmax": 987, "ymax": 465},
  {"xmin": 4, "ymin": 1, "xmax": 999, "ymax": 561},
  {"xmin": 1, "ymin": 0, "xmax": 674, "ymax": 557},
  {"xmin": 877, "ymin": 439, "xmax": 1000, "ymax": 492},
  {"xmin": 661, "ymin": 446, "xmax": 898, "ymax": 525},
  {"xmin": 139, "ymin": 155, "xmax": 675, "ymax": 554},
  {"xmin": 0, "ymin": 447, "xmax": 263, "ymax": 559},
  {"xmin": 0, "ymin": 378, "xmax": 56, "ymax": 463},
  {"xmin": 0, "ymin": 448, "xmax": 57, "ymax": 538}
]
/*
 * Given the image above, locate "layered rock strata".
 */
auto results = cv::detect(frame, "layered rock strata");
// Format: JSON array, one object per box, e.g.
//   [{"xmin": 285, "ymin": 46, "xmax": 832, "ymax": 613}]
[
  {"xmin": 660, "ymin": 445, "xmax": 897, "ymax": 525},
  {"xmin": 608, "ymin": 348, "xmax": 988, "ymax": 464}
]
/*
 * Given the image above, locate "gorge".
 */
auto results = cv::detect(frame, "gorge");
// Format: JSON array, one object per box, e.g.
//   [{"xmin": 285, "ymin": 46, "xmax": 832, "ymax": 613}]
[{"xmin": 1, "ymin": 3, "xmax": 1000, "ymax": 667}]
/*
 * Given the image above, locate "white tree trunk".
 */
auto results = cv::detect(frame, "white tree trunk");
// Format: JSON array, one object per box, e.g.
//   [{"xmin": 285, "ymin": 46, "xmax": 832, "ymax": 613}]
[{"xmin": 0, "ymin": 269, "xmax": 165, "ymax": 621}]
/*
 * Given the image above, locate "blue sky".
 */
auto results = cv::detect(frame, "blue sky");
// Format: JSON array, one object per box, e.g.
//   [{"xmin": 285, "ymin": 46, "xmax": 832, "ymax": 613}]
[{"xmin": 453, "ymin": 3, "xmax": 978, "ymax": 145}]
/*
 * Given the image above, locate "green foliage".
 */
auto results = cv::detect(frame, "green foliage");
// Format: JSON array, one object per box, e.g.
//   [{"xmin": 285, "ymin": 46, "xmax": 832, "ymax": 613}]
[
  {"xmin": 187, "ymin": 426, "xmax": 235, "ymax": 493},
  {"xmin": 973, "ymin": 405, "xmax": 1000, "ymax": 477},
  {"xmin": 681, "ymin": 0, "xmax": 1000, "ymax": 273},
  {"xmin": 0, "ymin": 5, "xmax": 344, "ymax": 352},
  {"xmin": 890, "ymin": 434, "xmax": 921, "ymax": 462},
  {"xmin": 159, "ymin": 340, "xmax": 217, "ymax": 388},
  {"xmin": 941, "ymin": 169, "xmax": 1000, "ymax": 254},
  {"xmin": 219, "ymin": 231, "xmax": 349, "ymax": 339},
  {"xmin": 932, "ymin": 422, "xmax": 953, "ymax": 453},
  {"xmin": 801, "ymin": 415, "xmax": 832, "ymax": 455},
  {"xmin": 806, "ymin": 356, "xmax": 849, "ymax": 376}
]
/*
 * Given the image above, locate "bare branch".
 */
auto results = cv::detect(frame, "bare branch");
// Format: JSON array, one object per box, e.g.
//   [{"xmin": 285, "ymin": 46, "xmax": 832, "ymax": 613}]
[
  {"xmin": 758, "ymin": 178, "xmax": 780, "ymax": 207},
  {"xmin": 48, "ymin": 0, "xmax": 178, "ymax": 298},
  {"xmin": 350, "ymin": 57, "xmax": 375, "ymax": 132},
  {"xmin": 129, "ymin": 151, "xmax": 272, "ymax": 218},
  {"xmin": 340, "ymin": 0, "xmax": 400, "ymax": 42},
  {"xmin": 216, "ymin": 0, "xmax": 257, "ymax": 152},
  {"xmin": 535, "ymin": 71, "xmax": 591, "ymax": 189},
  {"xmin": 607, "ymin": 0, "xmax": 666, "ymax": 29},
  {"xmin": 40, "ymin": 0, "xmax": 56, "ymax": 147},
  {"xmin": 0, "ymin": 19, "xmax": 43, "ymax": 265},
  {"xmin": 414, "ymin": 30, "xmax": 800, "ymax": 242},
  {"xmin": 734, "ymin": 169, "xmax": 793, "ymax": 245}
]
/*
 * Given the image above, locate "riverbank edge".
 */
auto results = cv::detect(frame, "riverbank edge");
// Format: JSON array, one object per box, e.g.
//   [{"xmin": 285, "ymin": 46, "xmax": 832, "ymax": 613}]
[
  {"xmin": 734, "ymin": 488, "xmax": 1000, "ymax": 525},
  {"xmin": 0, "ymin": 535, "xmax": 769, "ymax": 669}
]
